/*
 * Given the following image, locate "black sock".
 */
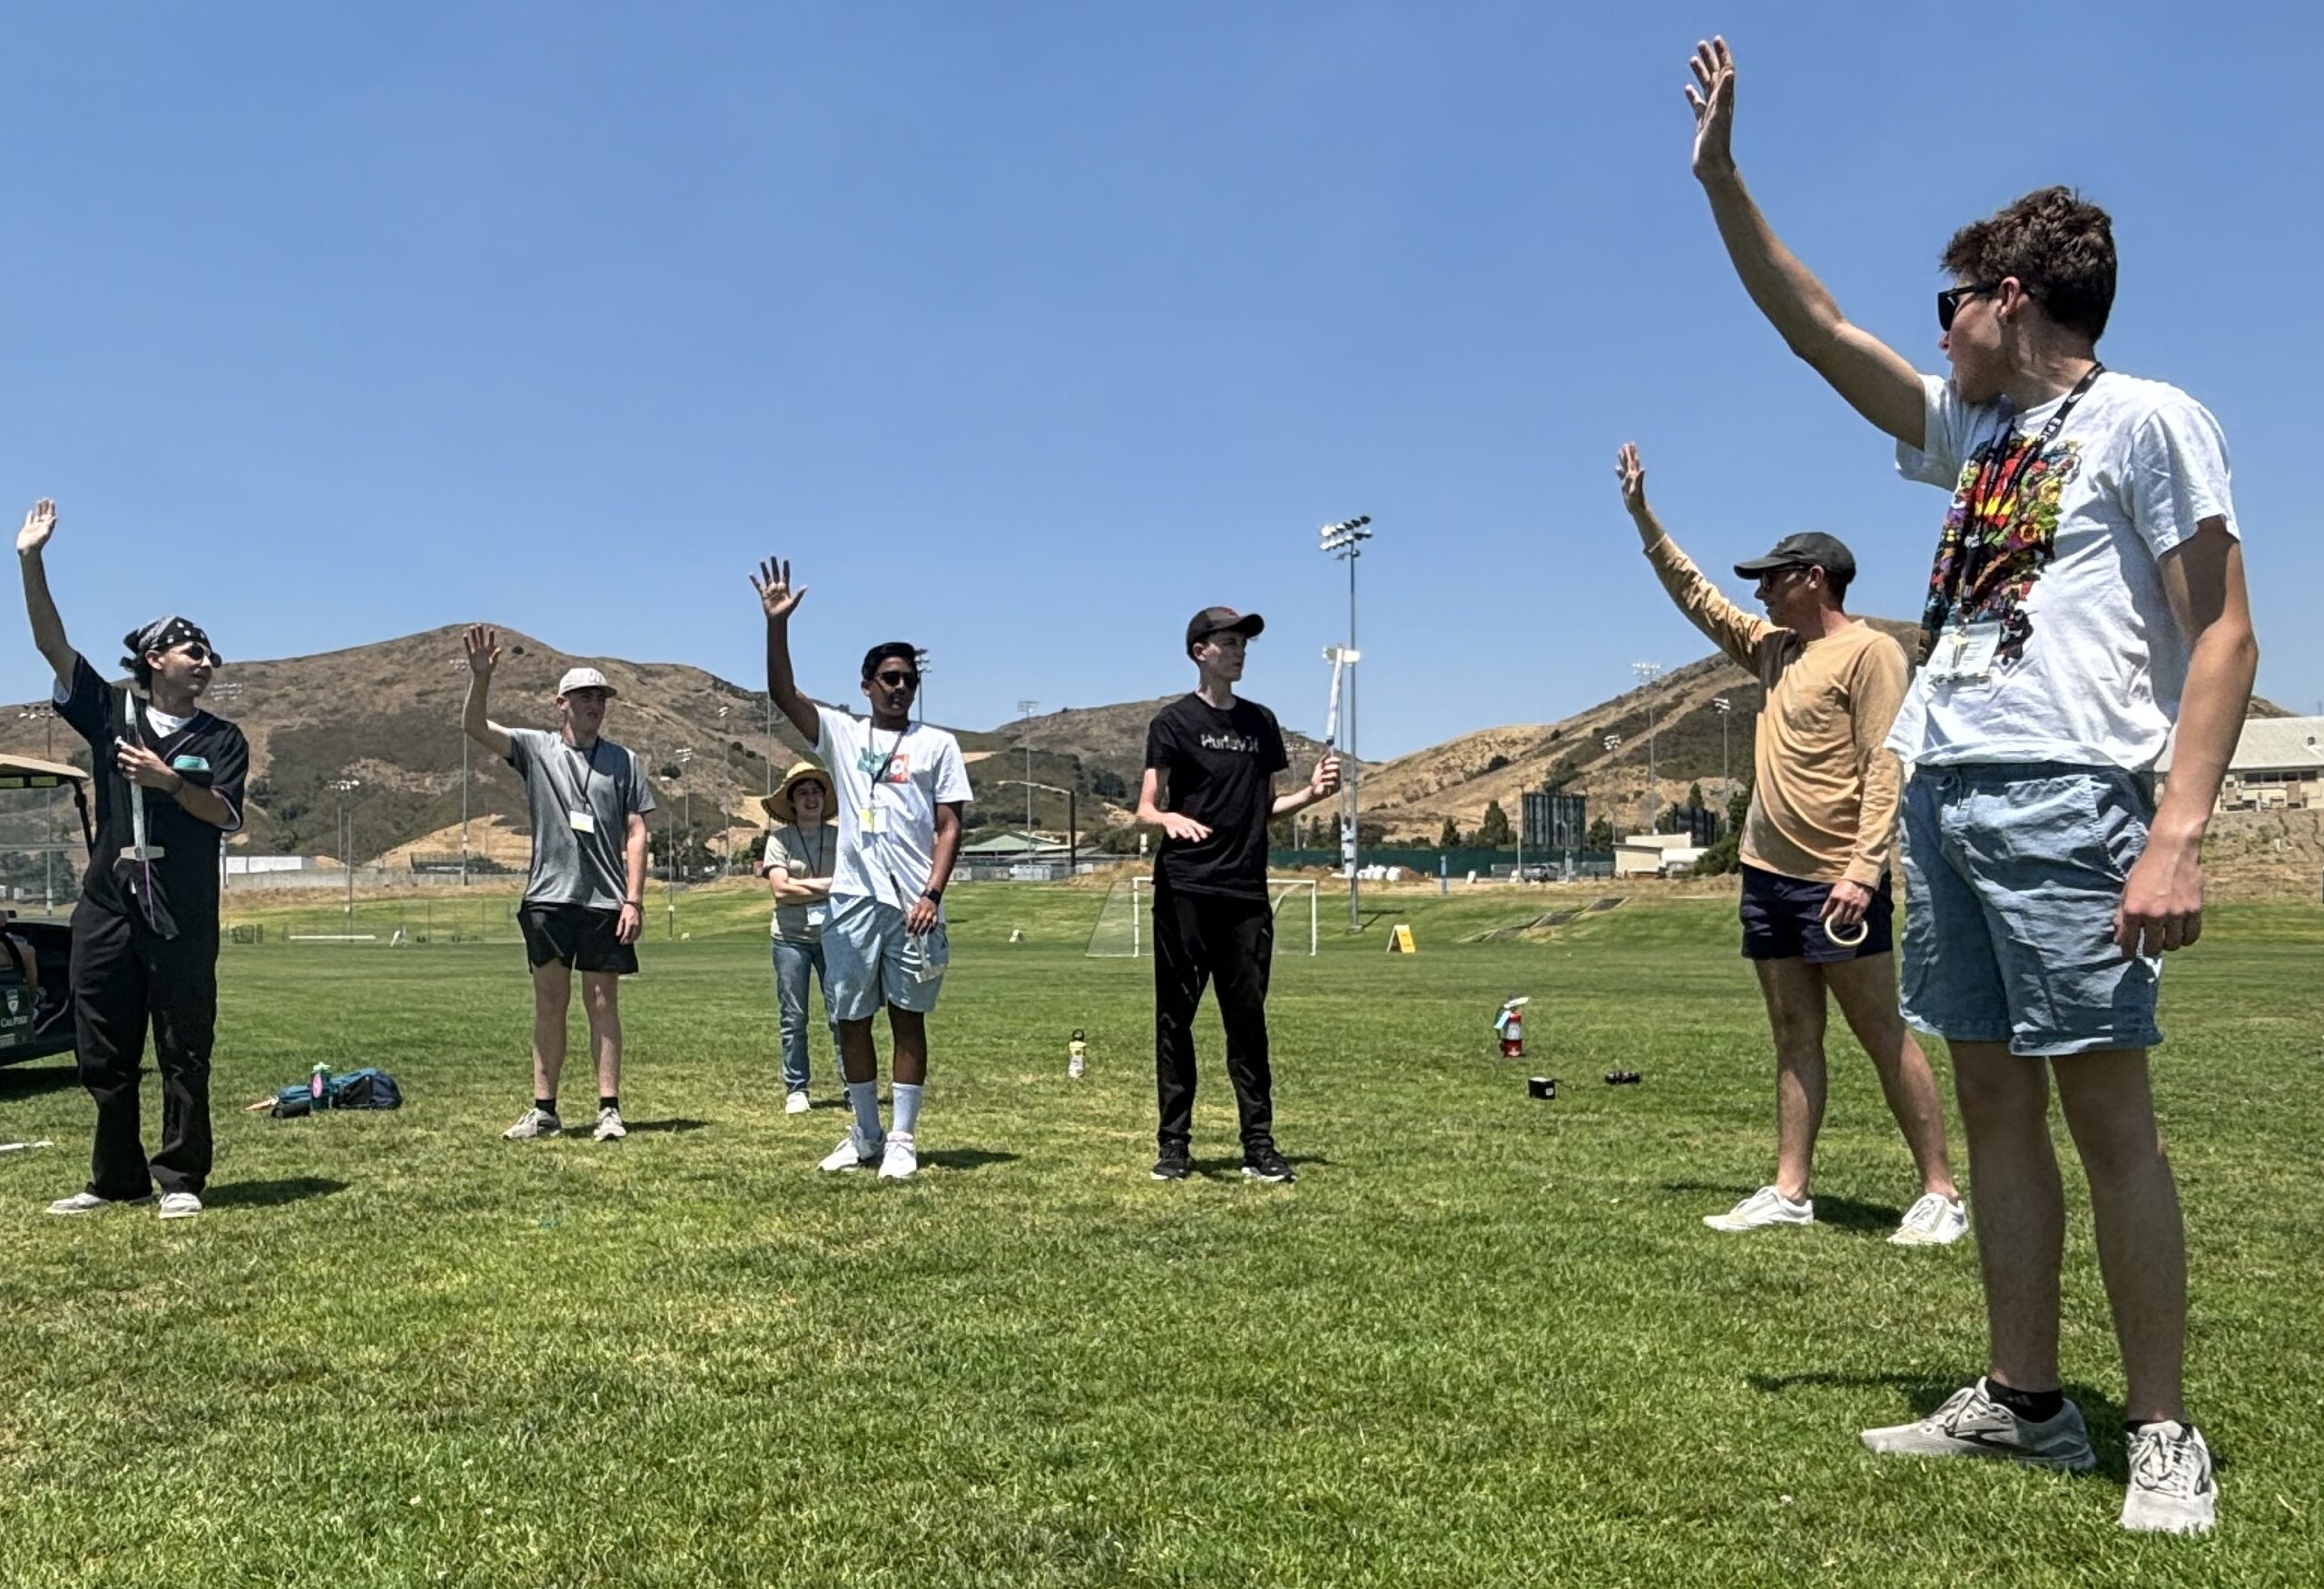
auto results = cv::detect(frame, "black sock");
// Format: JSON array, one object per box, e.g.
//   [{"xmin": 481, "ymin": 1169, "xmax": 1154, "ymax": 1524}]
[
  {"xmin": 599, "ymin": 1095, "xmax": 618, "ymax": 1113},
  {"xmin": 534, "ymin": 1098, "xmax": 557, "ymax": 1116},
  {"xmin": 1985, "ymin": 1379, "xmax": 2064, "ymax": 1423}
]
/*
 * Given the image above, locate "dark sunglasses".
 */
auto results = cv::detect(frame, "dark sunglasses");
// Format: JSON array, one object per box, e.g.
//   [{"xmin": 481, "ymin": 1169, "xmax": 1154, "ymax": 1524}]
[
  {"xmin": 872, "ymin": 671, "xmax": 921, "ymax": 688},
  {"xmin": 164, "ymin": 643, "xmax": 218, "ymax": 665},
  {"xmin": 1937, "ymin": 282, "xmax": 1998, "ymax": 332}
]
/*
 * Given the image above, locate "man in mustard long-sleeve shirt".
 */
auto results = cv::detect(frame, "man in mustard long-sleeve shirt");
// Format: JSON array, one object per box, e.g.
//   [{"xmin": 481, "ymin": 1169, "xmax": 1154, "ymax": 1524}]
[{"xmin": 1617, "ymin": 443, "xmax": 1962, "ymax": 1245}]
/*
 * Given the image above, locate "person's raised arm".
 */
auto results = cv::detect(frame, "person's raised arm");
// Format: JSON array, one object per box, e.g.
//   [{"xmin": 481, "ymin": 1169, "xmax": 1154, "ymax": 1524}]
[
  {"xmin": 460, "ymin": 625, "xmax": 514, "ymax": 760},
  {"xmin": 1618, "ymin": 443, "xmax": 1775, "ymax": 669},
  {"xmin": 751, "ymin": 557, "xmax": 819, "ymax": 743},
  {"xmin": 15, "ymin": 501, "xmax": 77, "ymax": 683},
  {"xmin": 1686, "ymin": 38, "xmax": 1926, "ymax": 449},
  {"xmin": 1271, "ymin": 752, "xmax": 1341, "ymax": 817},
  {"xmin": 2115, "ymin": 523, "xmax": 2257, "ymax": 958}
]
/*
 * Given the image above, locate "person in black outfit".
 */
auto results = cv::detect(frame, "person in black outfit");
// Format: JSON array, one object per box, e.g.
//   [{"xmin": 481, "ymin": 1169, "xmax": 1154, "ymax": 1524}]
[
  {"xmin": 17, "ymin": 500, "xmax": 250, "ymax": 1220},
  {"xmin": 1137, "ymin": 607, "xmax": 1340, "ymax": 1183}
]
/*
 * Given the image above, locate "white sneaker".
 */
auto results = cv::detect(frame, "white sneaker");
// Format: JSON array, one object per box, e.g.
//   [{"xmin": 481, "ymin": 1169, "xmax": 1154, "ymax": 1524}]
[
  {"xmin": 1860, "ymin": 1379, "xmax": 2096, "ymax": 1469},
  {"xmin": 1890, "ymin": 1192, "xmax": 1969, "ymax": 1246},
  {"xmin": 819, "ymin": 1130, "xmax": 881, "ymax": 1173},
  {"xmin": 158, "ymin": 1190, "xmax": 202, "ymax": 1219},
  {"xmin": 1703, "ymin": 1185, "xmax": 1813, "ymax": 1231},
  {"xmin": 784, "ymin": 1091, "xmax": 812, "ymax": 1115},
  {"xmin": 878, "ymin": 1132, "xmax": 919, "ymax": 1181},
  {"xmin": 504, "ymin": 1107, "xmax": 562, "ymax": 1140},
  {"xmin": 592, "ymin": 1107, "xmax": 627, "ymax": 1142},
  {"xmin": 46, "ymin": 1189, "xmax": 145, "ymax": 1216},
  {"xmin": 2121, "ymin": 1421, "xmax": 2218, "ymax": 1535}
]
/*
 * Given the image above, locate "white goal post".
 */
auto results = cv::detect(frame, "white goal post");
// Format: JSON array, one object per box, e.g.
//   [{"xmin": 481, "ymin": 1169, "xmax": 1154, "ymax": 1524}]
[{"xmin": 1088, "ymin": 875, "xmax": 1320, "ymax": 958}]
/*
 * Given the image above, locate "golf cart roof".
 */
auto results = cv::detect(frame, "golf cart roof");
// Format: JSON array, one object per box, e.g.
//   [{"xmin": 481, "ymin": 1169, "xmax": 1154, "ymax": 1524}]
[{"xmin": 0, "ymin": 755, "xmax": 89, "ymax": 787}]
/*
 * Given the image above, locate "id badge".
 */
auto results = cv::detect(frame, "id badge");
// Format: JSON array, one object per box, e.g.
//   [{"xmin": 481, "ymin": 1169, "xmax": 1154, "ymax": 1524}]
[
  {"xmin": 568, "ymin": 809, "xmax": 598, "ymax": 834},
  {"xmin": 805, "ymin": 906, "xmax": 828, "ymax": 929},
  {"xmin": 858, "ymin": 805, "xmax": 886, "ymax": 834},
  {"xmin": 1927, "ymin": 621, "xmax": 2003, "ymax": 684}
]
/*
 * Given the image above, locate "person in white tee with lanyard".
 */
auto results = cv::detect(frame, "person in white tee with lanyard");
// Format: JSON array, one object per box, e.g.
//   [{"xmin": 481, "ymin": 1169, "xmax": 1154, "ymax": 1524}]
[
  {"xmin": 753, "ymin": 558, "xmax": 971, "ymax": 1182},
  {"xmin": 1683, "ymin": 39, "xmax": 2257, "ymax": 1533}
]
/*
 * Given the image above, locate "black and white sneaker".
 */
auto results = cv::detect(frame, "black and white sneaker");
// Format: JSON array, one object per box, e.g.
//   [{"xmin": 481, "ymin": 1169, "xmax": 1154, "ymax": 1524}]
[
  {"xmin": 1242, "ymin": 1146, "xmax": 1295, "ymax": 1184},
  {"xmin": 1150, "ymin": 1144, "xmax": 1190, "ymax": 1181}
]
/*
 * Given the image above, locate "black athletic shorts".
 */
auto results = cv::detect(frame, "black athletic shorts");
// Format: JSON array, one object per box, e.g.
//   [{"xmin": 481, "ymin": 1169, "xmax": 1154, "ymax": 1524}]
[
  {"xmin": 1738, "ymin": 864, "xmax": 1893, "ymax": 964},
  {"xmin": 518, "ymin": 903, "xmax": 639, "ymax": 975}
]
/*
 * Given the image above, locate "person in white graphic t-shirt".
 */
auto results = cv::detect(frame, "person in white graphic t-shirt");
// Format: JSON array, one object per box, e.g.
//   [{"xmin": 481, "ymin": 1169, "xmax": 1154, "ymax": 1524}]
[
  {"xmin": 1681, "ymin": 36, "xmax": 2257, "ymax": 1535},
  {"xmin": 753, "ymin": 558, "xmax": 971, "ymax": 1183}
]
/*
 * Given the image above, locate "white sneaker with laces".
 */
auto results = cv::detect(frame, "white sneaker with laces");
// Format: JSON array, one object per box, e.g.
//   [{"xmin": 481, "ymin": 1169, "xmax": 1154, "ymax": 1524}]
[
  {"xmin": 819, "ymin": 1130, "xmax": 881, "ymax": 1173},
  {"xmin": 1889, "ymin": 1192, "xmax": 1969, "ymax": 1247},
  {"xmin": 1860, "ymin": 1379, "xmax": 2096, "ymax": 1469},
  {"xmin": 784, "ymin": 1091, "xmax": 812, "ymax": 1115},
  {"xmin": 504, "ymin": 1107, "xmax": 562, "ymax": 1140},
  {"xmin": 158, "ymin": 1190, "xmax": 202, "ymax": 1219},
  {"xmin": 2121, "ymin": 1420, "xmax": 2217, "ymax": 1535},
  {"xmin": 593, "ymin": 1107, "xmax": 627, "ymax": 1142},
  {"xmin": 878, "ymin": 1132, "xmax": 919, "ymax": 1181},
  {"xmin": 46, "ymin": 1190, "xmax": 144, "ymax": 1216},
  {"xmin": 1703, "ymin": 1185, "xmax": 1813, "ymax": 1231}
]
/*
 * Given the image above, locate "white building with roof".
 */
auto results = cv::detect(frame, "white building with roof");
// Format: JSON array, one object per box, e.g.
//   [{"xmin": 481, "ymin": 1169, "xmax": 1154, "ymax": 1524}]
[{"xmin": 2159, "ymin": 716, "xmax": 2324, "ymax": 812}]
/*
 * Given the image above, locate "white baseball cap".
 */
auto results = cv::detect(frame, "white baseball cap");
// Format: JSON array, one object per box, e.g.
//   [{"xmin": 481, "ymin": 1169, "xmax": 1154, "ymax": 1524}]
[{"xmin": 556, "ymin": 666, "xmax": 616, "ymax": 697}]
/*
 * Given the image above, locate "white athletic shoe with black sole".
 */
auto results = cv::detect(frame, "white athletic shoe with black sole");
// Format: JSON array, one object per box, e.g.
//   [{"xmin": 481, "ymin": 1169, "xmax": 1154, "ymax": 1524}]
[
  {"xmin": 2121, "ymin": 1420, "xmax": 2217, "ymax": 1535},
  {"xmin": 1889, "ymin": 1192, "xmax": 1970, "ymax": 1247},
  {"xmin": 1860, "ymin": 1379, "xmax": 2096, "ymax": 1469},
  {"xmin": 819, "ymin": 1130, "xmax": 881, "ymax": 1173},
  {"xmin": 1703, "ymin": 1185, "xmax": 1813, "ymax": 1231}
]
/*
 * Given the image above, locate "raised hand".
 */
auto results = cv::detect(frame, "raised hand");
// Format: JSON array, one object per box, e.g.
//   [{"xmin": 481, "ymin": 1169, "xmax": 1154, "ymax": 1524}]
[
  {"xmin": 1309, "ymin": 752, "xmax": 1343, "ymax": 801},
  {"xmin": 1616, "ymin": 443, "xmax": 1649, "ymax": 516},
  {"xmin": 752, "ymin": 557, "xmax": 807, "ymax": 622},
  {"xmin": 16, "ymin": 499, "xmax": 56, "ymax": 557},
  {"xmin": 1684, "ymin": 36, "xmax": 1737, "ymax": 177},
  {"xmin": 464, "ymin": 624, "xmax": 498, "ymax": 676}
]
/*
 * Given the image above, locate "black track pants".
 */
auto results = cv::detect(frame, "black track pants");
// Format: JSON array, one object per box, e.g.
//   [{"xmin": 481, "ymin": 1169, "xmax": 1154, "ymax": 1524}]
[
  {"xmin": 71, "ymin": 903, "xmax": 219, "ymax": 1199},
  {"xmin": 1152, "ymin": 885, "xmax": 1275, "ymax": 1153}
]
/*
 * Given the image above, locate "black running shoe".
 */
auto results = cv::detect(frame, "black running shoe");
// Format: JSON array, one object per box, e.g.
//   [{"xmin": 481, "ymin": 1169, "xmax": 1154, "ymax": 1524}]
[
  {"xmin": 1242, "ymin": 1145, "xmax": 1295, "ymax": 1183},
  {"xmin": 1150, "ymin": 1144, "xmax": 1191, "ymax": 1181}
]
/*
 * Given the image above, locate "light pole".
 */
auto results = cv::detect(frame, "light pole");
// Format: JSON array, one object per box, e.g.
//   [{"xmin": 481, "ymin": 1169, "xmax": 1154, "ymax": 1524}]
[
  {"xmin": 674, "ymin": 749, "xmax": 694, "ymax": 882},
  {"xmin": 1016, "ymin": 700, "xmax": 1039, "ymax": 843},
  {"xmin": 995, "ymin": 778, "xmax": 1077, "ymax": 874},
  {"xmin": 1318, "ymin": 513, "xmax": 1373, "ymax": 932},
  {"xmin": 446, "ymin": 657, "xmax": 473, "ymax": 884},
  {"xmin": 330, "ymin": 777, "xmax": 361, "ymax": 933},
  {"xmin": 1631, "ymin": 661, "xmax": 1663, "ymax": 830}
]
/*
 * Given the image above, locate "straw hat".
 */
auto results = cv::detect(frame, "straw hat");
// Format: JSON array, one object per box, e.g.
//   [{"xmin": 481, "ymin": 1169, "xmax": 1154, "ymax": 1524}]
[{"xmin": 760, "ymin": 761, "xmax": 836, "ymax": 825}]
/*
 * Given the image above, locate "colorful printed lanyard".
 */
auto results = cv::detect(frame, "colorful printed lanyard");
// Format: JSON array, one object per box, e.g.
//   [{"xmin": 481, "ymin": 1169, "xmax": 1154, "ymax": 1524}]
[{"xmin": 1950, "ymin": 362, "xmax": 2103, "ymax": 612}]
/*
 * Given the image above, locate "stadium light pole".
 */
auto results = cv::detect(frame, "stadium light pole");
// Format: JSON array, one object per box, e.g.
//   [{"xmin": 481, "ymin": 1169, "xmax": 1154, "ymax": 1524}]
[
  {"xmin": 1017, "ymin": 700, "xmax": 1039, "ymax": 844},
  {"xmin": 1631, "ymin": 661, "xmax": 1663, "ymax": 830},
  {"xmin": 330, "ymin": 778, "xmax": 361, "ymax": 932},
  {"xmin": 1712, "ymin": 696, "xmax": 1732, "ymax": 799},
  {"xmin": 1318, "ymin": 514, "xmax": 1373, "ymax": 933},
  {"xmin": 996, "ymin": 778, "xmax": 1076, "ymax": 874}
]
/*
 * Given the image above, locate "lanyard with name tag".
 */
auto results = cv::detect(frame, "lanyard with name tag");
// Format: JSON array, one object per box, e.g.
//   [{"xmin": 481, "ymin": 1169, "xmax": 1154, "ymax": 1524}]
[{"xmin": 1925, "ymin": 621, "xmax": 2004, "ymax": 684}]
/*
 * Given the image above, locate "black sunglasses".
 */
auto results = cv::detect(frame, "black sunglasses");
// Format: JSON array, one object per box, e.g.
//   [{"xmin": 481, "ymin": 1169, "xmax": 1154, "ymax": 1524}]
[
  {"xmin": 872, "ymin": 670, "xmax": 921, "ymax": 688},
  {"xmin": 1937, "ymin": 282, "xmax": 1999, "ymax": 332}
]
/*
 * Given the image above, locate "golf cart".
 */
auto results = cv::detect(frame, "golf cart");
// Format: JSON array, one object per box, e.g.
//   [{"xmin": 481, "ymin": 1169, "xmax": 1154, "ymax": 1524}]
[{"xmin": 0, "ymin": 754, "xmax": 90, "ymax": 1066}]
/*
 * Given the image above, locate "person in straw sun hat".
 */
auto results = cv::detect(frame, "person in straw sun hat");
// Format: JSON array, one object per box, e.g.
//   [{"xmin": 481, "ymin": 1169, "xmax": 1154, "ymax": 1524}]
[{"xmin": 759, "ymin": 761, "xmax": 842, "ymax": 1114}]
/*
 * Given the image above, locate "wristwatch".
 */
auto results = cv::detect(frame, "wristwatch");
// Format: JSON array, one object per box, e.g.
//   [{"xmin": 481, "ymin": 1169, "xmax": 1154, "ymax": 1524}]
[{"xmin": 921, "ymin": 887, "xmax": 943, "ymax": 903}]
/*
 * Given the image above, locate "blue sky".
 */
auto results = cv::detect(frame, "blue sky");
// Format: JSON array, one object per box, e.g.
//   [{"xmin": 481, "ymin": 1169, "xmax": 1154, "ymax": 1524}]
[{"xmin": 3, "ymin": 2, "xmax": 2314, "ymax": 756}]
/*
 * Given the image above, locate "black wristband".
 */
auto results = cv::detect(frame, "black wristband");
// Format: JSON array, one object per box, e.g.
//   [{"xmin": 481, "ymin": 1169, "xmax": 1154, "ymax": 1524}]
[{"xmin": 921, "ymin": 887, "xmax": 943, "ymax": 903}]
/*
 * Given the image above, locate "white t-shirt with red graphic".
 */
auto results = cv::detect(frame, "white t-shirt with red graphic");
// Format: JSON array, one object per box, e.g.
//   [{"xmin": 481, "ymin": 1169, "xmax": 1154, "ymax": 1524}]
[
  {"xmin": 813, "ymin": 704, "xmax": 973, "ymax": 913},
  {"xmin": 1886, "ymin": 370, "xmax": 2238, "ymax": 772}
]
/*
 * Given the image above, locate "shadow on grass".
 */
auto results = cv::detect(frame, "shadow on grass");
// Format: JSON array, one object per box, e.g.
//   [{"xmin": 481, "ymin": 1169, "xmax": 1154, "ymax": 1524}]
[
  {"xmin": 1659, "ymin": 1179, "xmax": 1903, "ymax": 1234},
  {"xmin": 0, "ymin": 1061, "xmax": 81, "ymax": 1100},
  {"xmin": 1745, "ymin": 1370, "xmax": 2134, "ymax": 1479},
  {"xmin": 623, "ymin": 1119, "xmax": 709, "ymax": 1135},
  {"xmin": 1191, "ymin": 1153, "xmax": 1335, "ymax": 1179},
  {"xmin": 921, "ymin": 1148, "xmax": 1019, "ymax": 1173},
  {"xmin": 210, "ymin": 1177, "xmax": 349, "ymax": 1209}
]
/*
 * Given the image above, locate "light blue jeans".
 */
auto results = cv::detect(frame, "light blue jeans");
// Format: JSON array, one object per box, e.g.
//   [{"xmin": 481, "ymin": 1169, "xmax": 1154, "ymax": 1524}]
[{"xmin": 771, "ymin": 936, "xmax": 839, "ymax": 1092}]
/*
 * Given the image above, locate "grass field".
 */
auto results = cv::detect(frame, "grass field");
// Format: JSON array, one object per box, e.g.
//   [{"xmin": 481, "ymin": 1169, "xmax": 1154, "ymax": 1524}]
[{"xmin": 3, "ymin": 883, "xmax": 2319, "ymax": 1587}]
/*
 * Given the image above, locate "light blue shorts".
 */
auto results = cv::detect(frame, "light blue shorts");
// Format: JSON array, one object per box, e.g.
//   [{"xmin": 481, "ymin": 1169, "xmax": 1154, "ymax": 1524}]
[
  {"xmin": 1899, "ymin": 765, "xmax": 2162, "ymax": 1057},
  {"xmin": 823, "ymin": 894, "xmax": 950, "ymax": 1022}
]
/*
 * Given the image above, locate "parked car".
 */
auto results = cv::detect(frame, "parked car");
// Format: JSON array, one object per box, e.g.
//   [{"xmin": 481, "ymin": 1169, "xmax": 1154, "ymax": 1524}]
[{"xmin": 0, "ymin": 755, "xmax": 89, "ymax": 1066}]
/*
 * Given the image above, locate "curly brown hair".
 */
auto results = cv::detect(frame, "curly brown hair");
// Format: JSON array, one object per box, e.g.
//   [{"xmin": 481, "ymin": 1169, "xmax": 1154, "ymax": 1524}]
[{"xmin": 1941, "ymin": 186, "xmax": 2116, "ymax": 342}]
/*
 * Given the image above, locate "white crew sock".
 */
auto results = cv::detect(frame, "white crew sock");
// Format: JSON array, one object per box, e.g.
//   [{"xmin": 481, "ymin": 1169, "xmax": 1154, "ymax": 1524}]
[
  {"xmin": 892, "ymin": 1082, "xmax": 923, "ymax": 1138},
  {"xmin": 846, "ymin": 1080, "xmax": 882, "ymax": 1143}
]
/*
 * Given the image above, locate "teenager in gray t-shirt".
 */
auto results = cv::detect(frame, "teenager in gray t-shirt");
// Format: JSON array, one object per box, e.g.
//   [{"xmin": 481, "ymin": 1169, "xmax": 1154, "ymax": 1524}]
[{"xmin": 460, "ymin": 627, "xmax": 655, "ymax": 1146}]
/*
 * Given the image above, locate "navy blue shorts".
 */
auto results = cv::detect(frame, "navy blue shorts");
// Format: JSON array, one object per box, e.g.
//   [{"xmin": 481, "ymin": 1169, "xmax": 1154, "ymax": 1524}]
[{"xmin": 1738, "ymin": 864, "xmax": 1894, "ymax": 964}]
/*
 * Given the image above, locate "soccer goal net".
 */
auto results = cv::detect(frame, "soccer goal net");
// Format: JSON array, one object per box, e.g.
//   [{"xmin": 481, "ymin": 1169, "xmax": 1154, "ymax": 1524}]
[{"xmin": 1084, "ymin": 875, "xmax": 1320, "ymax": 958}]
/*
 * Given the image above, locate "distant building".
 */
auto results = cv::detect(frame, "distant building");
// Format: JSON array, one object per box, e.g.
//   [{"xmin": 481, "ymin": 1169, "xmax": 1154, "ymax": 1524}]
[
  {"xmin": 2160, "ymin": 716, "xmax": 2324, "ymax": 812},
  {"xmin": 1614, "ymin": 833, "xmax": 1707, "ymax": 877}
]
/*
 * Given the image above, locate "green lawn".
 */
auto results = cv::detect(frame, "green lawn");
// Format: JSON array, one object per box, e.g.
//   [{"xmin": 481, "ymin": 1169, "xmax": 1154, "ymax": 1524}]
[{"xmin": 2, "ymin": 884, "xmax": 2319, "ymax": 1587}]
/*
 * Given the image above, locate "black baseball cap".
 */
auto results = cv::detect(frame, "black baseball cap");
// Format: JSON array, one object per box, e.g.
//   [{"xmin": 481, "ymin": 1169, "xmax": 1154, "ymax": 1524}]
[
  {"xmin": 1733, "ymin": 532, "xmax": 1856, "ymax": 585},
  {"xmin": 1185, "ymin": 607, "xmax": 1265, "ymax": 649}
]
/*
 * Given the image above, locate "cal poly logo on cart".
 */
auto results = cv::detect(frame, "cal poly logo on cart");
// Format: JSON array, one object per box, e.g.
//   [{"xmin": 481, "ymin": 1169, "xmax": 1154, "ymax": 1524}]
[{"xmin": 4, "ymin": 990, "xmax": 16, "ymax": 1015}]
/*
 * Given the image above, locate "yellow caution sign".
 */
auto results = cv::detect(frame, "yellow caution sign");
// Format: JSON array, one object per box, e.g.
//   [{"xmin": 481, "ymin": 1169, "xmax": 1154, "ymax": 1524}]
[{"xmin": 1387, "ymin": 923, "xmax": 1417, "ymax": 954}]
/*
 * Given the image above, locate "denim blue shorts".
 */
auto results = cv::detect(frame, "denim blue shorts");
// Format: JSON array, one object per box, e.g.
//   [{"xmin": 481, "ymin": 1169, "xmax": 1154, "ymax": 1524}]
[
  {"xmin": 823, "ymin": 894, "xmax": 950, "ymax": 1022},
  {"xmin": 1899, "ymin": 765, "xmax": 2162, "ymax": 1057}
]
